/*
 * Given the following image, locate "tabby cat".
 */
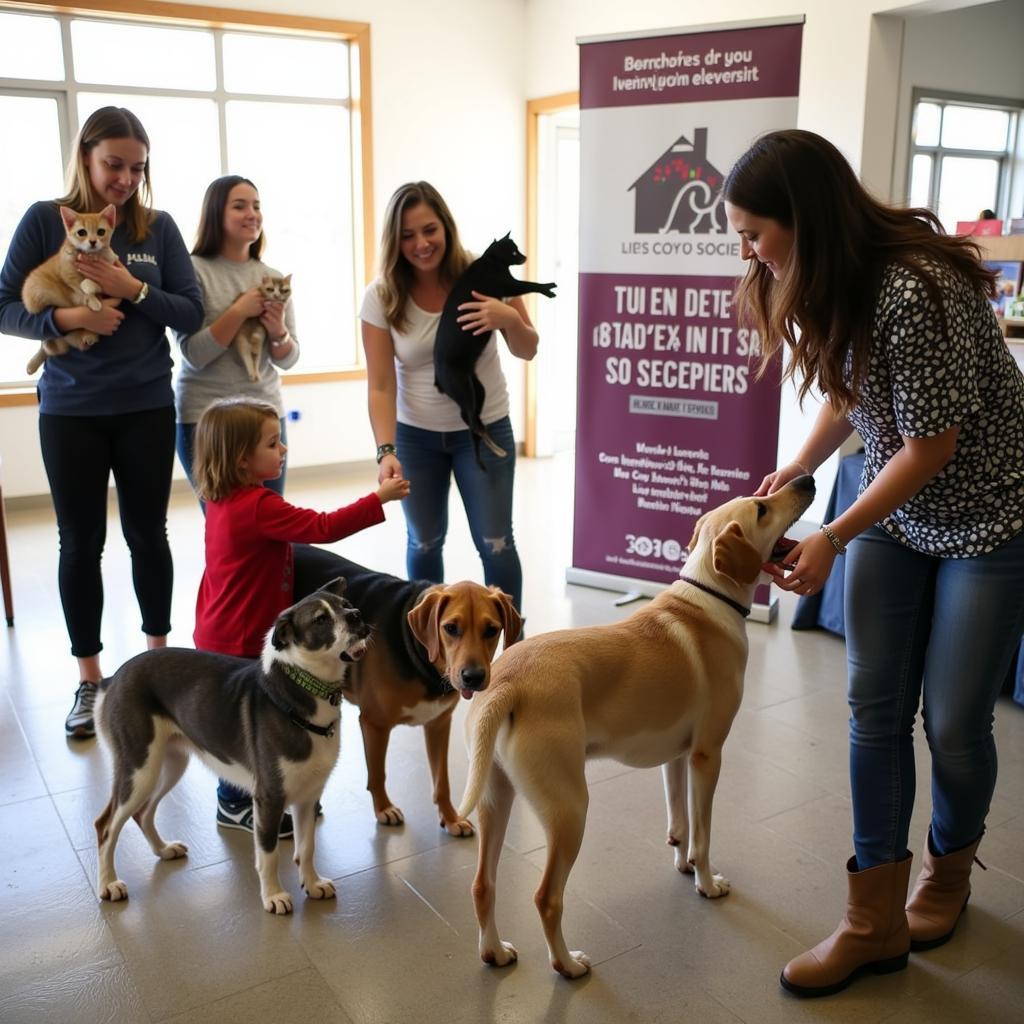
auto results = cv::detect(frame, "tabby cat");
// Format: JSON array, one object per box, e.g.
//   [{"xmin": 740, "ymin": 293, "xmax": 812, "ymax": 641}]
[{"xmin": 232, "ymin": 273, "xmax": 292, "ymax": 381}]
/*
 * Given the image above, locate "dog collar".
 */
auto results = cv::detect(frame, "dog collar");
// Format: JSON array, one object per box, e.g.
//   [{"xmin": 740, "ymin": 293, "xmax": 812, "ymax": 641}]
[
  {"xmin": 680, "ymin": 576, "xmax": 751, "ymax": 619},
  {"xmin": 280, "ymin": 663, "xmax": 344, "ymax": 706}
]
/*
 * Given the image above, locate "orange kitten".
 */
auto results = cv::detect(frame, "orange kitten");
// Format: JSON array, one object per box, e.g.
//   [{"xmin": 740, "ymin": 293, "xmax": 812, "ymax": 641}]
[
  {"xmin": 232, "ymin": 273, "xmax": 292, "ymax": 382},
  {"xmin": 23, "ymin": 204, "xmax": 118, "ymax": 375}
]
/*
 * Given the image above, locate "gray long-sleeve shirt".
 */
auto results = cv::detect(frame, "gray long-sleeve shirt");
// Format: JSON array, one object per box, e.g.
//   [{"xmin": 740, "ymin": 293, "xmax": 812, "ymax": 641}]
[{"xmin": 174, "ymin": 254, "xmax": 299, "ymax": 423}]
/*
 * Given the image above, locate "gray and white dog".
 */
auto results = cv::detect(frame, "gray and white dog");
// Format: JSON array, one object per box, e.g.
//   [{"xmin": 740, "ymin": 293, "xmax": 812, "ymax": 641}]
[{"xmin": 95, "ymin": 577, "xmax": 369, "ymax": 915}]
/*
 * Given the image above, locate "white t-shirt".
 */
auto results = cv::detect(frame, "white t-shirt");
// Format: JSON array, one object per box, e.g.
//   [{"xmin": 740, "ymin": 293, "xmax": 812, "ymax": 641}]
[{"xmin": 360, "ymin": 277, "xmax": 510, "ymax": 432}]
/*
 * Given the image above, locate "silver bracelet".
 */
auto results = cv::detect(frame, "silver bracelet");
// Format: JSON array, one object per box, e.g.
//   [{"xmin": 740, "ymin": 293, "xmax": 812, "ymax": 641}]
[
  {"xmin": 270, "ymin": 332, "xmax": 291, "ymax": 348},
  {"xmin": 819, "ymin": 523, "xmax": 846, "ymax": 555}
]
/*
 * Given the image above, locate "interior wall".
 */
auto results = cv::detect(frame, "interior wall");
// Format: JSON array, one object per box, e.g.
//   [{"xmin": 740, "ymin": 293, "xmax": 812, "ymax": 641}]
[{"xmin": 889, "ymin": 0, "xmax": 1024, "ymax": 204}]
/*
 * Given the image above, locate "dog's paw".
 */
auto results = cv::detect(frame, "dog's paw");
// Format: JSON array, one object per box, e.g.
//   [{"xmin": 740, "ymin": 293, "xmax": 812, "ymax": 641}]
[
  {"xmin": 695, "ymin": 873, "xmax": 730, "ymax": 898},
  {"xmin": 553, "ymin": 951, "xmax": 591, "ymax": 979},
  {"xmin": 441, "ymin": 816, "xmax": 474, "ymax": 838},
  {"xmin": 376, "ymin": 805, "xmax": 404, "ymax": 827},
  {"xmin": 481, "ymin": 941, "xmax": 518, "ymax": 968},
  {"xmin": 673, "ymin": 848, "xmax": 694, "ymax": 874},
  {"xmin": 99, "ymin": 880, "xmax": 128, "ymax": 902},
  {"xmin": 303, "ymin": 877, "xmax": 336, "ymax": 900},
  {"xmin": 263, "ymin": 891, "xmax": 294, "ymax": 915},
  {"xmin": 158, "ymin": 841, "xmax": 188, "ymax": 861}
]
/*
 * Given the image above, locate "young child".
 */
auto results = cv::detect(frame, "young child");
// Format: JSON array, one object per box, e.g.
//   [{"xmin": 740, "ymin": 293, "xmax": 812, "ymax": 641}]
[{"xmin": 192, "ymin": 396, "xmax": 409, "ymax": 834}]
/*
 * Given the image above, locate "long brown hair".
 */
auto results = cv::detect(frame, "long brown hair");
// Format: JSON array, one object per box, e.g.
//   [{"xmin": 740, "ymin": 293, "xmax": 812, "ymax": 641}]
[
  {"xmin": 193, "ymin": 397, "xmax": 279, "ymax": 502},
  {"xmin": 193, "ymin": 175, "xmax": 265, "ymax": 259},
  {"xmin": 722, "ymin": 129, "xmax": 996, "ymax": 412},
  {"xmin": 376, "ymin": 181, "xmax": 471, "ymax": 331},
  {"xmin": 57, "ymin": 106, "xmax": 153, "ymax": 243}
]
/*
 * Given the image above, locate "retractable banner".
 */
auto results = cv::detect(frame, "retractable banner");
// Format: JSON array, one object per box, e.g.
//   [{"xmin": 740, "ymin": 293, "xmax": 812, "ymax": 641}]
[{"xmin": 569, "ymin": 18, "xmax": 803, "ymax": 619}]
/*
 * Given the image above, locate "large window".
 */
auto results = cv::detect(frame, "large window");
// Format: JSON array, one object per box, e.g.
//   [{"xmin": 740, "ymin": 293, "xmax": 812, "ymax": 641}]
[
  {"xmin": 0, "ymin": 3, "xmax": 371, "ymax": 390},
  {"xmin": 908, "ymin": 91, "xmax": 1022, "ymax": 232}
]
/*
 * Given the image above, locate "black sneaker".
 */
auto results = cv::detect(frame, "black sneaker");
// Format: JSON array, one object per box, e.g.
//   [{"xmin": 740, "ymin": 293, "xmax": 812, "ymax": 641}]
[
  {"xmin": 65, "ymin": 681, "xmax": 99, "ymax": 739},
  {"xmin": 216, "ymin": 798, "xmax": 294, "ymax": 839}
]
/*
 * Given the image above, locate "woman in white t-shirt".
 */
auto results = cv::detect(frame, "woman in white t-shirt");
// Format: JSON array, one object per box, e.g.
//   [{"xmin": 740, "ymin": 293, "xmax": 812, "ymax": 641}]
[{"xmin": 360, "ymin": 182, "xmax": 538, "ymax": 613}]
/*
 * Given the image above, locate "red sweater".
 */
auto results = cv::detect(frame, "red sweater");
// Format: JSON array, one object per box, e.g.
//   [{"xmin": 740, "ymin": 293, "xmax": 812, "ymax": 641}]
[{"xmin": 194, "ymin": 486, "xmax": 385, "ymax": 657}]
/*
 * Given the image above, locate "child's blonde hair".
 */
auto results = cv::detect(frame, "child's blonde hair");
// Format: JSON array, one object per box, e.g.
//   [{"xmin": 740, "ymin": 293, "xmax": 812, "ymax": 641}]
[{"xmin": 194, "ymin": 397, "xmax": 279, "ymax": 502}]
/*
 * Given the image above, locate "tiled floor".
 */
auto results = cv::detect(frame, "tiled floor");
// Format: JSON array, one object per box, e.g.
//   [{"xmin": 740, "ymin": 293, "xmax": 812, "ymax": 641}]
[{"xmin": 1, "ymin": 453, "xmax": 1022, "ymax": 1024}]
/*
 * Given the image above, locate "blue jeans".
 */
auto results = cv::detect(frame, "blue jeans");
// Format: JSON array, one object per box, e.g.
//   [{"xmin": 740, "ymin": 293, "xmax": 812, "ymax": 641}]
[
  {"xmin": 176, "ymin": 418, "xmax": 287, "ymax": 507},
  {"xmin": 845, "ymin": 525, "xmax": 1024, "ymax": 868},
  {"xmin": 396, "ymin": 417, "xmax": 522, "ymax": 612}
]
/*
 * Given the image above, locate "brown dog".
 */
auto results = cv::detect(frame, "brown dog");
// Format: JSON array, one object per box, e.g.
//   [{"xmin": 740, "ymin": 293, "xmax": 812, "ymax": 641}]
[
  {"xmin": 457, "ymin": 477, "xmax": 815, "ymax": 976},
  {"xmin": 295, "ymin": 548, "xmax": 522, "ymax": 835}
]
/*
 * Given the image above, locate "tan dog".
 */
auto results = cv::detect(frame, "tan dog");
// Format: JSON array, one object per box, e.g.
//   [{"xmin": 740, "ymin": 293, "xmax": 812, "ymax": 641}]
[
  {"xmin": 294, "ymin": 546, "xmax": 522, "ymax": 835},
  {"xmin": 458, "ymin": 477, "xmax": 816, "ymax": 977}
]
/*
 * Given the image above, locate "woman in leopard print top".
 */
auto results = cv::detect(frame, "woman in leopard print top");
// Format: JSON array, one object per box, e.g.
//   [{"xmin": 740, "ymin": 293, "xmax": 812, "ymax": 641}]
[{"xmin": 722, "ymin": 129, "xmax": 1024, "ymax": 998}]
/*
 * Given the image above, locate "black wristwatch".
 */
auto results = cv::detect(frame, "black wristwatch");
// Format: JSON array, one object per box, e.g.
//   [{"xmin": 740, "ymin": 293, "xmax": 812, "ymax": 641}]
[{"xmin": 375, "ymin": 443, "xmax": 397, "ymax": 464}]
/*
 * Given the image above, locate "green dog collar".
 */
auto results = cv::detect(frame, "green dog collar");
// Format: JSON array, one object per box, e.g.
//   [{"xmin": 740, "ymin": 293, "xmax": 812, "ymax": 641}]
[{"xmin": 280, "ymin": 663, "xmax": 342, "ymax": 705}]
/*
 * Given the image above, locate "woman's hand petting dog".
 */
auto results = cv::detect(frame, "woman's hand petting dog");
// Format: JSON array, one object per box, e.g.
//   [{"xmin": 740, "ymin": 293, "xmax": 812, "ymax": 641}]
[{"xmin": 761, "ymin": 530, "xmax": 837, "ymax": 596}]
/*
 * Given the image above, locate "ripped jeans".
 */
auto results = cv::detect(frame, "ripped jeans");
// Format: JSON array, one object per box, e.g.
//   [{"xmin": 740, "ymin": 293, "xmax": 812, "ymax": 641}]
[{"xmin": 395, "ymin": 417, "xmax": 522, "ymax": 612}]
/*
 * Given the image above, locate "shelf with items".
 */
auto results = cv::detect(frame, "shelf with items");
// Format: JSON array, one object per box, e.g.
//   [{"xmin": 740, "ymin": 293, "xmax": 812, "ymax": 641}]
[{"xmin": 975, "ymin": 236, "xmax": 1024, "ymax": 342}]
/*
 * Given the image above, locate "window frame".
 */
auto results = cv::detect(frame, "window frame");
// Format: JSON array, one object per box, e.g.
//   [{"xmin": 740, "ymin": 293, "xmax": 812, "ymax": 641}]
[
  {"xmin": 0, "ymin": 0, "xmax": 374, "ymax": 402},
  {"xmin": 908, "ymin": 87, "xmax": 1024, "ymax": 228}
]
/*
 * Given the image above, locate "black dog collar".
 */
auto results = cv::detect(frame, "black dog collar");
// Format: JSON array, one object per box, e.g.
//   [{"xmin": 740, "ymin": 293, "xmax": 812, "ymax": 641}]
[
  {"xmin": 262, "ymin": 665, "xmax": 342, "ymax": 738},
  {"xmin": 680, "ymin": 576, "xmax": 751, "ymax": 619}
]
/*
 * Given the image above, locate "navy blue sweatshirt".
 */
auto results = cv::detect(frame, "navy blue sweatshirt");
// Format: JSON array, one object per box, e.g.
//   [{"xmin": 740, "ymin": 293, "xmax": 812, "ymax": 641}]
[{"xmin": 0, "ymin": 200, "xmax": 203, "ymax": 415}]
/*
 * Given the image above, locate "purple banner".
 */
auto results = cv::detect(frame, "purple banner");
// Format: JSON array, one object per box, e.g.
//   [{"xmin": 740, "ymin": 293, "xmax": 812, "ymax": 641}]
[
  {"xmin": 573, "ymin": 273, "xmax": 780, "ymax": 581},
  {"xmin": 572, "ymin": 20, "xmax": 802, "ymax": 589}
]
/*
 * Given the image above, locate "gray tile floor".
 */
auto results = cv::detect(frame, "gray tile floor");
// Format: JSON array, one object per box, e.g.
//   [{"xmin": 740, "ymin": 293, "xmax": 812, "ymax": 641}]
[{"xmin": 1, "ymin": 453, "xmax": 1022, "ymax": 1023}]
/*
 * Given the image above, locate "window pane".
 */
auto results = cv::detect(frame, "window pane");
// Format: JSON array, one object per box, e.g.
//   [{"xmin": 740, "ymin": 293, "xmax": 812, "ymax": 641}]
[
  {"xmin": 0, "ymin": 12, "xmax": 64, "ymax": 80},
  {"xmin": 71, "ymin": 20, "xmax": 215, "ymax": 90},
  {"xmin": 0, "ymin": 95, "xmax": 67, "ymax": 384},
  {"xmin": 226, "ymin": 101, "xmax": 354, "ymax": 370},
  {"xmin": 914, "ymin": 102, "xmax": 941, "ymax": 147},
  {"xmin": 909, "ymin": 154, "xmax": 932, "ymax": 208},
  {"xmin": 940, "ymin": 105, "xmax": 1010, "ymax": 152},
  {"xmin": 223, "ymin": 33, "xmax": 349, "ymax": 99},
  {"xmin": 78, "ymin": 93, "xmax": 220, "ymax": 249},
  {"xmin": 937, "ymin": 156, "xmax": 999, "ymax": 233}
]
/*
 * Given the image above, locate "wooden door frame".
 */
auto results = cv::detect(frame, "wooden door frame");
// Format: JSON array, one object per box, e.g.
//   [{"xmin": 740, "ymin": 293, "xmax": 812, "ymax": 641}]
[{"xmin": 523, "ymin": 90, "xmax": 578, "ymax": 457}]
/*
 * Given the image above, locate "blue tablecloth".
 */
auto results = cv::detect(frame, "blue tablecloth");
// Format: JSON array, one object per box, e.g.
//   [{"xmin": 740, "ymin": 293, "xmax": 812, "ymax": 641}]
[{"xmin": 792, "ymin": 452, "xmax": 1024, "ymax": 706}]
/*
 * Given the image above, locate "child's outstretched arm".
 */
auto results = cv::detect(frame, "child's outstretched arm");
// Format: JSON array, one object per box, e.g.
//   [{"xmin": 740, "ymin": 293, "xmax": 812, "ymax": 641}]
[{"xmin": 253, "ymin": 489, "xmax": 388, "ymax": 544}]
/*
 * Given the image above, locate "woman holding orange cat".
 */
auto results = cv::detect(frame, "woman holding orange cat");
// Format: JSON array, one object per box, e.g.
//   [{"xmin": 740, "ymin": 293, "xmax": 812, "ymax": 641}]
[
  {"xmin": 0, "ymin": 106, "xmax": 202, "ymax": 739},
  {"xmin": 175, "ymin": 175, "xmax": 299, "ymax": 499},
  {"xmin": 361, "ymin": 181, "xmax": 537, "ymax": 615}
]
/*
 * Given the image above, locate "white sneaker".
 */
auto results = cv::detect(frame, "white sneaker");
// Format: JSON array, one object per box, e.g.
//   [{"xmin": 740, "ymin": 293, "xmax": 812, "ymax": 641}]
[{"xmin": 65, "ymin": 681, "xmax": 98, "ymax": 739}]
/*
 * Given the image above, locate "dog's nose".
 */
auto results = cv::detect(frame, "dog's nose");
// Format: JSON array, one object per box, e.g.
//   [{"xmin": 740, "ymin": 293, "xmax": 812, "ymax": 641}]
[
  {"xmin": 791, "ymin": 474, "xmax": 816, "ymax": 496},
  {"xmin": 459, "ymin": 666, "xmax": 487, "ymax": 690}
]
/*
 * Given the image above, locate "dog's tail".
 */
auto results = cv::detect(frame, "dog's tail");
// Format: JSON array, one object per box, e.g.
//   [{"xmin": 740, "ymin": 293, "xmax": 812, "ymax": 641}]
[{"xmin": 458, "ymin": 684, "xmax": 516, "ymax": 818}]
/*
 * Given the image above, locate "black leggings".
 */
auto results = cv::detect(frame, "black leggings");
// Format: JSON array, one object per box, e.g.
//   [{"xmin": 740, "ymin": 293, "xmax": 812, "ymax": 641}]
[{"xmin": 39, "ymin": 407, "xmax": 176, "ymax": 658}]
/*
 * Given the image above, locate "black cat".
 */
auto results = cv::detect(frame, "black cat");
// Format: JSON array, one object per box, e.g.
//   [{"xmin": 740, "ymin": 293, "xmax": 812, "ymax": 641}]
[{"xmin": 433, "ymin": 234, "xmax": 556, "ymax": 467}]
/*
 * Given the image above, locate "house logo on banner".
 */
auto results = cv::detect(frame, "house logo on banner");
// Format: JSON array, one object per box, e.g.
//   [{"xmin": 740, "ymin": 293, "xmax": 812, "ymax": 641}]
[{"xmin": 629, "ymin": 128, "xmax": 727, "ymax": 235}]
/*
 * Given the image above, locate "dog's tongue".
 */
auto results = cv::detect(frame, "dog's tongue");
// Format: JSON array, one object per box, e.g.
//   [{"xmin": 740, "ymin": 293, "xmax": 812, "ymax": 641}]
[
  {"xmin": 461, "ymin": 687, "xmax": 474, "ymax": 701},
  {"xmin": 769, "ymin": 536, "xmax": 798, "ymax": 563}
]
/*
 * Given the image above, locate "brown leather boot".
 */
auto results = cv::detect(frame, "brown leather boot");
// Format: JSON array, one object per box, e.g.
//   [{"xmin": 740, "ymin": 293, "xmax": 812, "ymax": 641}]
[
  {"xmin": 906, "ymin": 829, "xmax": 984, "ymax": 951},
  {"xmin": 781, "ymin": 853, "xmax": 912, "ymax": 998}
]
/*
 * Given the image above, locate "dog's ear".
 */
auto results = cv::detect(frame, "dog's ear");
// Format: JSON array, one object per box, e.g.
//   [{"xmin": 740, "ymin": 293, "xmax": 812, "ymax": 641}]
[
  {"xmin": 320, "ymin": 576, "xmax": 347, "ymax": 598},
  {"xmin": 407, "ymin": 589, "xmax": 447, "ymax": 664},
  {"xmin": 99, "ymin": 204, "xmax": 117, "ymax": 227},
  {"xmin": 490, "ymin": 587, "xmax": 523, "ymax": 648},
  {"xmin": 712, "ymin": 521, "xmax": 763, "ymax": 584},
  {"xmin": 501, "ymin": 231, "xmax": 511, "ymax": 240},
  {"xmin": 59, "ymin": 206, "xmax": 77, "ymax": 231},
  {"xmin": 272, "ymin": 610, "xmax": 297, "ymax": 650},
  {"xmin": 686, "ymin": 513, "xmax": 706, "ymax": 554}
]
